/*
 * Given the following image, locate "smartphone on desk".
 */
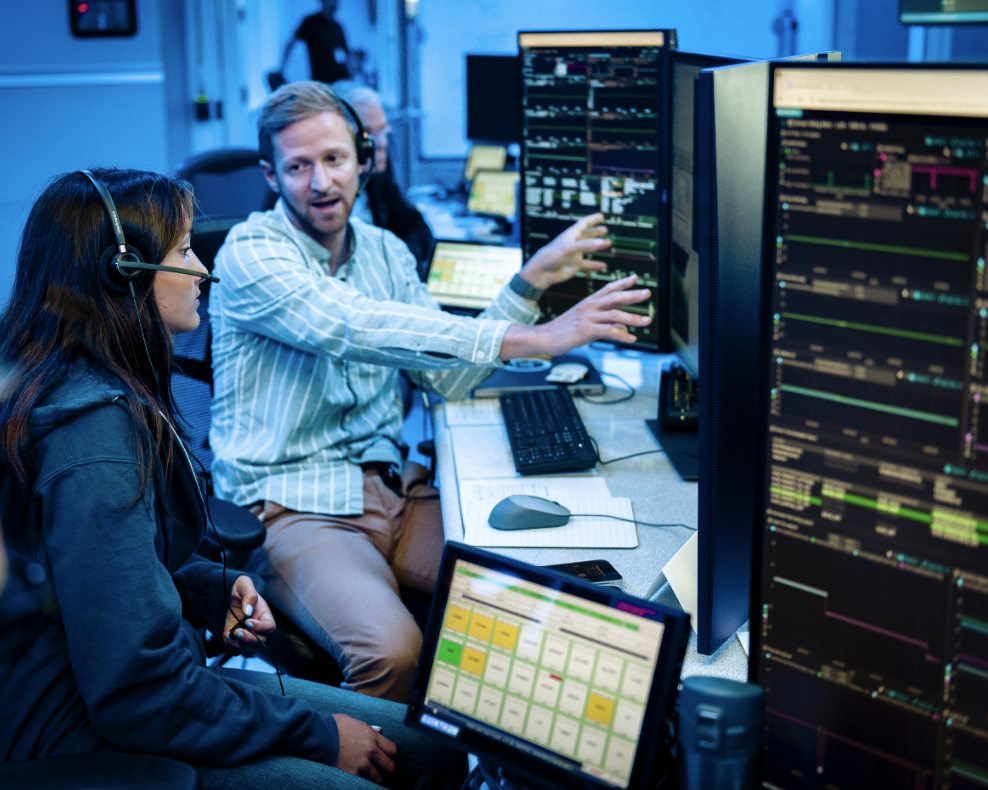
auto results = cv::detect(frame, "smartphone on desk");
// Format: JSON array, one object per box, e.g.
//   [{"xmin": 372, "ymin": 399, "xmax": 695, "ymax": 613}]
[{"xmin": 544, "ymin": 559, "xmax": 624, "ymax": 591}]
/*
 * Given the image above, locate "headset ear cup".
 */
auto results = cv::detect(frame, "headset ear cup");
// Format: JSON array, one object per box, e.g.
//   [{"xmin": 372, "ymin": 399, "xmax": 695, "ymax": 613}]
[
  {"xmin": 98, "ymin": 244, "xmax": 147, "ymax": 294},
  {"xmin": 357, "ymin": 134, "xmax": 376, "ymax": 192}
]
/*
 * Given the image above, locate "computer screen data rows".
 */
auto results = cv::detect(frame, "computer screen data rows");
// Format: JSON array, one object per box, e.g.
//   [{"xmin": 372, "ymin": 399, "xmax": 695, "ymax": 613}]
[
  {"xmin": 520, "ymin": 34, "xmax": 665, "ymax": 348},
  {"xmin": 756, "ymin": 68, "xmax": 988, "ymax": 789}
]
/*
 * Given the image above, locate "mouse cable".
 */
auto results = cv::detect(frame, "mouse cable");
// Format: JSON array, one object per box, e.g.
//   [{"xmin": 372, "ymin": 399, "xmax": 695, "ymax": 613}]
[
  {"xmin": 566, "ymin": 513, "xmax": 696, "ymax": 531},
  {"xmin": 576, "ymin": 371, "xmax": 635, "ymax": 405},
  {"xmin": 588, "ymin": 436, "xmax": 664, "ymax": 466}
]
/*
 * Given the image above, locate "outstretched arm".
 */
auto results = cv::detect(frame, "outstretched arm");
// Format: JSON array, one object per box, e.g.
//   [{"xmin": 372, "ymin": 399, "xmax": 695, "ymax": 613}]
[
  {"xmin": 515, "ymin": 212, "xmax": 611, "ymax": 289},
  {"xmin": 499, "ymin": 275, "xmax": 650, "ymax": 360}
]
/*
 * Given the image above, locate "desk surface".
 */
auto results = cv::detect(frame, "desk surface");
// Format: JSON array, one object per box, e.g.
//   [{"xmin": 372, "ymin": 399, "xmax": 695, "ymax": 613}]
[{"xmin": 433, "ymin": 344, "xmax": 750, "ymax": 682}]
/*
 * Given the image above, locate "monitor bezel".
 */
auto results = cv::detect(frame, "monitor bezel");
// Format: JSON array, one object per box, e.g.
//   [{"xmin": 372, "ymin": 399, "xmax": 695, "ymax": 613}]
[
  {"xmin": 749, "ymin": 59, "xmax": 988, "ymax": 675},
  {"xmin": 406, "ymin": 541, "xmax": 691, "ymax": 790},
  {"xmin": 517, "ymin": 29, "xmax": 677, "ymax": 353},
  {"xmin": 666, "ymin": 51, "xmax": 754, "ymax": 377}
]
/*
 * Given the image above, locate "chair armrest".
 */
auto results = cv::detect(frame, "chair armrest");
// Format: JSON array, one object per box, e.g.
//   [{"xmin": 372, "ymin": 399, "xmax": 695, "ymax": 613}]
[{"xmin": 208, "ymin": 496, "xmax": 266, "ymax": 553}]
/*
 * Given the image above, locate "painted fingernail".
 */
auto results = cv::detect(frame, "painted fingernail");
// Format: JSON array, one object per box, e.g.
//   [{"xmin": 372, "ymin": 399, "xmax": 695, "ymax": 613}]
[
  {"xmin": 245, "ymin": 604, "xmax": 254, "ymax": 617},
  {"xmin": 235, "ymin": 630, "xmax": 244, "ymax": 639},
  {"xmin": 246, "ymin": 620, "xmax": 254, "ymax": 628}
]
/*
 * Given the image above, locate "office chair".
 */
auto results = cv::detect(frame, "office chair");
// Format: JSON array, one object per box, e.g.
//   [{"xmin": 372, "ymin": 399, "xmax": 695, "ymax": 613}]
[
  {"xmin": 173, "ymin": 216, "xmax": 348, "ymax": 684},
  {"xmin": 176, "ymin": 148, "xmax": 276, "ymax": 218},
  {"xmin": 0, "ymin": 752, "xmax": 198, "ymax": 790}
]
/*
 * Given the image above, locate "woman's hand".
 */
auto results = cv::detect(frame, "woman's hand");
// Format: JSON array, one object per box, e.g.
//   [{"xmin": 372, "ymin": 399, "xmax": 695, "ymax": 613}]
[
  {"xmin": 516, "ymin": 212, "xmax": 611, "ymax": 291},
  {"xmin": 223, "ymin": 574, "xmax": 277, "ymax": 652},
  {"xmin": 332, "ymin": 715, "xmax": 397, "ymax": 784}
]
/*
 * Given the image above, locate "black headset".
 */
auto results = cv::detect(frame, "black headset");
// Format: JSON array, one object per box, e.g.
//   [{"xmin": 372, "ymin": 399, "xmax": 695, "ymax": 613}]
[
  {"xmin": 336, "ymin": 96, "xmax": 376, "ymax": 191},
  {"xmin": 77, "ymin": 170, "xmax": 220, "ymax": 295}
]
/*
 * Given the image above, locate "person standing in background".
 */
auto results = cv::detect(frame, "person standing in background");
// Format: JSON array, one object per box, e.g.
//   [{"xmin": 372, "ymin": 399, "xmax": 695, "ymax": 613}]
[{"xmin": 275, "ymin": 0, "xmax": 352, "ymax": 88}]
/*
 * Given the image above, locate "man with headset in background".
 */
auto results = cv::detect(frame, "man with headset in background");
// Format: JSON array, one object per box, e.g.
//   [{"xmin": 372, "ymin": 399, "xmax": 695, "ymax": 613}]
[
  {"xmin": 209, "ymin": 80, "xmax": 651, "ymax": 702},
  {"xmin": 333, "ymin": 81, "xmax": 435, "ymax": 279}
]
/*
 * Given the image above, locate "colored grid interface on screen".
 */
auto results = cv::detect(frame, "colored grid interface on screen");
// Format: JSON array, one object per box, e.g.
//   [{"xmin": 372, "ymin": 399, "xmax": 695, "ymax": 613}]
[
  {"xmin": 423, "ymin": 559, "xmax": 665, "ymax": 789},
  {"xmin": 519, "ymin": 31, "xmax": 668, "ymax": 350},
  {"xmin": 426, "ymin": 243, "xmax": 523, "ymax": 310},
  {"xmin": 754, "ymin": 65, "xmax": 988, "ymax": 789}
]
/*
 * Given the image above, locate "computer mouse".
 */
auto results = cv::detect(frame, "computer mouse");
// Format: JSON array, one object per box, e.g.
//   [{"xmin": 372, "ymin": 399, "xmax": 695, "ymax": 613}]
[
  {"xmin": 488, "ymin": 495, "xmax": 572, "ymax": 530},
  {"xmin": 546, "ymin": 362, "xmax": 589, "ymax": 384}
]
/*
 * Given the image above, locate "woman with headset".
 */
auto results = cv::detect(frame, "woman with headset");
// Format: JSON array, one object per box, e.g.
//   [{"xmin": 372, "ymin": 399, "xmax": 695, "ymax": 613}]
[{"xmin": 0, "ymin": 167, "xmax": 465, "ymax": 790}]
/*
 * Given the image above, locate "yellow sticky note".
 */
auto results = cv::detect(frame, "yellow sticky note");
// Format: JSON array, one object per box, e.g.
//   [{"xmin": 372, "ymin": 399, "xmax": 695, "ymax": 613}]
[
  {"xmin": 585, "ymin": 693, "xmax": 615, "ymax": 727},
  {"xmin": 492, "ymin": 621, "xmax": 519, "ymax": 652},
  {"xmin": 461, "ymin": 646, "xmax": 488, "ymax": 676},
  {"xmin": 469, "ymin": 612, "xmax": 494, "ymax": 642},
  {"xmin": 445, "ymin": 605, "xmax": 470, "ymax": 634}
]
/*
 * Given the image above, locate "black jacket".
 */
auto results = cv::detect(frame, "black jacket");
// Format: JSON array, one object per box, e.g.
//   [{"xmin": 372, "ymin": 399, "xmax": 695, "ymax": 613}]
[
  {"xmin": 364, "ymin": 167, "xmax": 435, "ymax": 280},
  {"xmin": 0, "ymin": 363, "xmax": 339, "ymax": 766}
]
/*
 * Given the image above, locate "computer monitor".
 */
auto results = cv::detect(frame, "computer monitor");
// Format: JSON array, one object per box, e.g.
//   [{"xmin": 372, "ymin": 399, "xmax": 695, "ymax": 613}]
[
  {"xmin": 465, "ymin": 144, "xmax": 508, "ymax": 182},
  {"xmin": 406, "ymin": 542, "xmax": 691, "ymax": 790},
  {"xmin": 519, "ymin": 30, "xmax": 678, "ymax": 352},
  {"xmin": 900, "ymin": 0, "xmax": 988, "ymax": 24},
  {"xmin": 426, "ymin": 241, "xmax": 523, "ymax": 310},
  {"xmin": 751, "ymin": 62, "xmax": 988, "ymax": 787},
  {"xmin": 467, "ymin": 55, "xmax": 521, "ymax": 144},
  {"xmin": 468, "ymin": 170, "xmax": 520, "ymax": 219},
  {"xmin": 690, "ymin": 51, "xmax": 841, "ymax": 655}
]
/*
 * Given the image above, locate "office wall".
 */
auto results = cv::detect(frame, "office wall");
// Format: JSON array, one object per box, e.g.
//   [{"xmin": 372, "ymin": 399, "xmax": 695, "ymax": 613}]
[
  {"xmin": 416, "ymin": 0, "xmax": 837, "ymax": 157},
  {"xmin": 0, "ymin": 0, "xmax": 169, "ymax": 308}
]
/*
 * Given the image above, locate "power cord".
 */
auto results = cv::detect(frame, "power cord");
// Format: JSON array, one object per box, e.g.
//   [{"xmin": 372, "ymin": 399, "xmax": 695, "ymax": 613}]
[
  {"xmin": 588, "ymin": 436, "xmax": 664, "ymax": 466},
  {"xmin": 566, "ymin": 512, "xmax": 696, "ymax": 531},
  {"xmin": 577, "ymin": 371, "xmax": 636, "ymax": 405}
]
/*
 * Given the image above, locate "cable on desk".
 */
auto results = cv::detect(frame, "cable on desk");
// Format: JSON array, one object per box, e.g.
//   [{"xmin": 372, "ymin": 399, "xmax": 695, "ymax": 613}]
[
  {"xmin": 577, "ymin": 371, "xmax": 636, "ymax": 405},
  {"xmin": 566, "ymin": 513, "xmax": 696, "ymax": 531},
  {"xmin": 588, "ymin": 436, "xmax": 664, "ymax": 465}
]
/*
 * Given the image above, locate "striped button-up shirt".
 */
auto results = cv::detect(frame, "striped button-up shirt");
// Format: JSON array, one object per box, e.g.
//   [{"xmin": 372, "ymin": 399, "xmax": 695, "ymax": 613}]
[{"xmin": 209, "ymin": 201, "xmax": 539, "ymax": 515}]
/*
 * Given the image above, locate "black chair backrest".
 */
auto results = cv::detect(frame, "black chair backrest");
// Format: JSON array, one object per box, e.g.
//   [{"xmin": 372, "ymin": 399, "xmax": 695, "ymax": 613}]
[
  {"xmin": 172, "ymin": 216, "xmax": 246, "ymax": 474},
  {"xmin": 177, "ymin": 148, "xmax": 276, "ymax": 218}
]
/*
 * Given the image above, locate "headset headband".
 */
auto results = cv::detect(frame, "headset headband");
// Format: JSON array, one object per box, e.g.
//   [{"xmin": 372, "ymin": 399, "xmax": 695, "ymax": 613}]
[{"xmin": 78, "ymin": 170, "xmax": 220, "ymax": 286}]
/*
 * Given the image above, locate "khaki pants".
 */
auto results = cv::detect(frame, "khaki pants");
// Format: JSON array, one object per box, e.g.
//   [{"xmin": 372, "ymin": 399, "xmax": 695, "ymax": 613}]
[{"xmin": 252, "ymin": 463, "xmax": 443, "ymax": 702}]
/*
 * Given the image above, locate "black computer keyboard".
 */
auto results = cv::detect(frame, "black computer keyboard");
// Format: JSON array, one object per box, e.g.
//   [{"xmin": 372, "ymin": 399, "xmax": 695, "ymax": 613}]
[{"xmin": 499, "ymin": 388, "xmax": 598, "ymax": 475}]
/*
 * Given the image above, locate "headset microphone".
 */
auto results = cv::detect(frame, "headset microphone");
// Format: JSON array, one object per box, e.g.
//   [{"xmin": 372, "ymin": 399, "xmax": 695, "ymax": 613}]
[{"xmin": 78, "ymin": 170, "xmax": 220, "ymax": 293}]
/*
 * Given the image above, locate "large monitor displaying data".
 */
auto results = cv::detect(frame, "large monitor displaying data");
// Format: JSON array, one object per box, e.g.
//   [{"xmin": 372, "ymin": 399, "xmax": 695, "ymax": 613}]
[
  {"xmin": 406, "ymin": 543, "xmax": 690, "ymax": 790},
  {"xmin": 519, "ymin": 30, "xmax": 676, "ymax": 351},
  {"xmin": 752, "ymin": 63, "xmax": 988, "ymax": 788}
]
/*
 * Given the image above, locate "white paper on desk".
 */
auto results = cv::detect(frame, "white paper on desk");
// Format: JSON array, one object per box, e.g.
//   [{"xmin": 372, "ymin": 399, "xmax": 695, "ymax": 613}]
[
  {"xmin": 737, "ymin": 632, "xmax": 750, "ymax": 656},
  {"xmin": 663, "ymin": 531, "xmax": 699, "ymax": 633},
  {"xmin": 458, "ymin": 476, "xmax": 611, "ymax": 504},
  {"xmin": 443, "ymin": 399, "xmax": 503, "ymax": 426},
  {"xmin": 464, "ymin": 494, "xmax": 637, "ymax": 548},
  {"xmin": 450, "ymin": 425, "xmax": 517, "ymax": 478}
]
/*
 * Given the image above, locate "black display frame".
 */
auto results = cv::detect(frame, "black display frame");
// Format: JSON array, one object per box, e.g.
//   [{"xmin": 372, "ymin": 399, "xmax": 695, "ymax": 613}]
[
  {"xmin": 69, "ymin": 0, "xmax": 138, "ymax": 38},
  {"xmin": 405, "ymin": 542, "xmax": 691, "ymax": 790}
]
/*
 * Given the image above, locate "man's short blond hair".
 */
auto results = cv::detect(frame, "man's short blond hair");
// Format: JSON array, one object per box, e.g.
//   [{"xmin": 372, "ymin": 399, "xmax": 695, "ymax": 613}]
[{"xmin": 257, "ymin": 80, "xmax": 356, "ymax": 164}]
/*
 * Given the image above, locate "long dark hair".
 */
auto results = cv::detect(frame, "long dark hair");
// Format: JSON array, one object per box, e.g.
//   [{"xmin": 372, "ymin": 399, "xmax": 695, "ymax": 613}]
[{"xmin": 0, "ymin": 168, "xmax": 195, "ymax": 528}]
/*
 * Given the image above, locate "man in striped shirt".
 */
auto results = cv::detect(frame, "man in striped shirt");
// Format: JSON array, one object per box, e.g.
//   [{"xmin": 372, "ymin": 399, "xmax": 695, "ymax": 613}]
[{"xmin": 210, "ymin": 81, "xmax": 650, "ymax": 702}]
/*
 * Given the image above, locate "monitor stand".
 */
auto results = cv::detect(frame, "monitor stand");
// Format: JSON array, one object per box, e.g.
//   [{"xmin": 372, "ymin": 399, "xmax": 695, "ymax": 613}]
[{"xmin": 645, "ymin": 363, "xmax": 698, "ymax": 482}]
